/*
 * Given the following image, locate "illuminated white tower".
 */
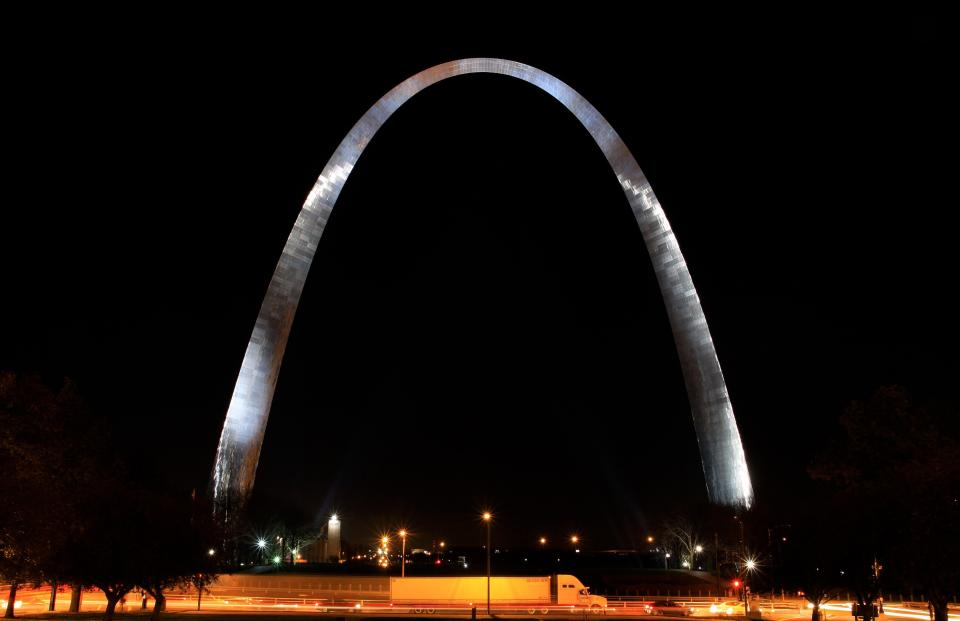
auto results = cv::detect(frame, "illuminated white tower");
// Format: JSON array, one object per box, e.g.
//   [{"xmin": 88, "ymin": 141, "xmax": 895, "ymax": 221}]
[{"xmin": 326, "ymin": 514, "xmax": 341, "ymax": 562}]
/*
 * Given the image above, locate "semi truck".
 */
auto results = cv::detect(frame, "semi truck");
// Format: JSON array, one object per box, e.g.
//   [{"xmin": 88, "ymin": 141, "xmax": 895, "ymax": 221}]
[{"xmin": 389, "ymin": 574, "xmax": 607, "ymax": 612}]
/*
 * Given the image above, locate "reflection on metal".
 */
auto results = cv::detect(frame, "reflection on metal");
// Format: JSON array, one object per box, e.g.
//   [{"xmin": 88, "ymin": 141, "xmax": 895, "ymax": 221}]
[{"xmin": 211, "ymin": 59, "xmax": 754, "ymax": 517}]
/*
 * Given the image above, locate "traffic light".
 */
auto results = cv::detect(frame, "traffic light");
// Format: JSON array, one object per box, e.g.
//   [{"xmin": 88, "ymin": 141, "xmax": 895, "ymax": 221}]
[{"xmin": 732, "ymin": 579, "xmax": 741, "ymax": 588}]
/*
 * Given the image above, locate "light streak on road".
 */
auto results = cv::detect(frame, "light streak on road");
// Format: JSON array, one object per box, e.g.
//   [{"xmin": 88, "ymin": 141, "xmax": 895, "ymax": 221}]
[
  {"xmin": 821, "ymin": 603, "xmax": 959, "ymax": 621},
  {"xmin": 5, "ymin": 586, "xmax": 958, "ymax": 620}
]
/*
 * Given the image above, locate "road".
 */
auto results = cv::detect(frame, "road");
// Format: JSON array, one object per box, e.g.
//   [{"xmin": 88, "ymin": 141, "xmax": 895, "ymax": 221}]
[{"xmin": 4, "ymin": 586, "xmax": 957, "ymax": 621}]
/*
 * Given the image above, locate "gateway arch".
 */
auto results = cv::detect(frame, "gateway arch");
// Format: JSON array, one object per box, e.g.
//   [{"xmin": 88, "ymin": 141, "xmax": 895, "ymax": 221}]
[{"xmin": 211, "ymin": 58, "xmax": 754, "ymax": 515}]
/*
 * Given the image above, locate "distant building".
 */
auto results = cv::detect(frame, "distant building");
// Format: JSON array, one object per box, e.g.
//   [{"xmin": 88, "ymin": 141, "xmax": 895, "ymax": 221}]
[
  {"xmin": 300, "ymin": 514, "xmax": 342, "ymax": 563},
  {"xmin": 325, "ymin": 514, "xmax": 341, "ymax": 562}
]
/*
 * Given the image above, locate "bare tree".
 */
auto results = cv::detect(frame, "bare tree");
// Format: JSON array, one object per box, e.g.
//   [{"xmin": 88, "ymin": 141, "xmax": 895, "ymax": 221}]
[{"xmin": 663, "ymin": 517, "xmax": 705, "ymax": 570}]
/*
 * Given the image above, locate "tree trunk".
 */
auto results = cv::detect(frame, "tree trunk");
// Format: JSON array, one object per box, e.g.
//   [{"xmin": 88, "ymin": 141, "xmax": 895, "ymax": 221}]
[
  {"xmin": 196, "ymin": 586, "xmax": 202, "ymax": 611},
  {"xmin": 69, "ymin": 584, "xmax": 82, "ymax": 612},
  {"xmin": 931, "ymin": 597, "xmax": 948, "ymax": 621},
  {"xmin": 102, "ymin": 594, "xmax": 119, "ymax": 621},
  {"xmin": 4, "ymin": 581, "xmax": 18, "ymax": 618},
  {"xmin": 48, "ymin": 580, "xmax": 58, "ymax": 611},
  {"xmin": 150, "ymin": 592, "xmax": 165, "ymax": 621},
  {"xmin": 811, "ymin": 605, "xmax": 821, "ymax": 621}
]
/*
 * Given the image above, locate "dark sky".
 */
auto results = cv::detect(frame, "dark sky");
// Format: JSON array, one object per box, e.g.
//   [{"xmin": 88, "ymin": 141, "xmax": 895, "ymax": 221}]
[{"xmin": 3, "ymin": 10, "xmax": 954, "ymax": 550}]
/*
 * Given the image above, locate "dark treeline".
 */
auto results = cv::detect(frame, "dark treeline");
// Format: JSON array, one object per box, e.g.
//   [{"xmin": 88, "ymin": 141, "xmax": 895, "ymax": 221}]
[
  {"xmin": 701, "ymin": 386, "xmax": 959, "ymax": 621},
  {"xmin": 0, "ymin": 372, "xmax": 220, "ymax": 621},
  {"xmin": 3, "ymin": 374, "xmax": 957, "ymax": 621}
]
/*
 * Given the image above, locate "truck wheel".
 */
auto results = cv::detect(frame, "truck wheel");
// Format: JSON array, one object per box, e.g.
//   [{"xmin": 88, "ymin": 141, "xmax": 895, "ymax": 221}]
[
  {"xmin": 542, "ymin": 608, "xmax": 550, "ymax": 614},
  {"xmin": 426, "ymin": 608, "xmax": 436, "ymax": 614},
  {"xmin": 528, "ymin": 609, "xmax": 537, "ymax": 614},
  {"xmin": 413, "ymin": 608, "xmax": 422, "ymax": 614}
]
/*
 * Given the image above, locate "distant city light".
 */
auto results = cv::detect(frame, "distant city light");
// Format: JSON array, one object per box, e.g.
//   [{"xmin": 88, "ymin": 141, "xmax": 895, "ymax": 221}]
[
  {"xmin": 399, "ymin": 529, "xmax": 407, "ymax": 538},
  {"xmin": 208, "ymin": 548, "xmax": 215, "ymax": 556},
  {"xmin": 273, "ymin": 555, "xmax": 281, "ymax": 564},
  {"xmin": 331, "ymin": 514, "xmax": 338, "ymax": 521},
  {"xmin": 647, "ymin": 536, "xmax": 654, "ymax": 543},
  {"xmin": 571, "ymin": 535, "xmax": 579, "ymax": 543},
  {"xmin": 539, "ymin": 537, "xmax": 547, "ymax": 545}
]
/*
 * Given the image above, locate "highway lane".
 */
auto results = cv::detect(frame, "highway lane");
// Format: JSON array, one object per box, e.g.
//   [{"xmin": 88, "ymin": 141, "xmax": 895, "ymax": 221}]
[{"xmin": 5, "ymin": 586, "xmax": 957, "ymax": 621}]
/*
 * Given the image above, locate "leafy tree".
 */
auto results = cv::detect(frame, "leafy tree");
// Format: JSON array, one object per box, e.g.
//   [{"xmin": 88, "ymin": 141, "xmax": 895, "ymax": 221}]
[
  {"xmin": 809, "ymin": 386, "xmax": 960, "ymax": 621},
  {"xmin": 137, "ymin": 493, "xmax": 221, "ymax": 621},
  {"xmin": 0, "ymin": 373, "xmax": 94, "ymax": 617},
  {"xmin": 2, "ymin": 373, "xmax": 223, "ymax": 621}
]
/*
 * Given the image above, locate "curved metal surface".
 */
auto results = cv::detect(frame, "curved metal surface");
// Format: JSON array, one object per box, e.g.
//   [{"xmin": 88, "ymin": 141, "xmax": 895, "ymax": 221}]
[{"xmin": 212, "ymin": 58, "xmax": 753, "ymax": 514}]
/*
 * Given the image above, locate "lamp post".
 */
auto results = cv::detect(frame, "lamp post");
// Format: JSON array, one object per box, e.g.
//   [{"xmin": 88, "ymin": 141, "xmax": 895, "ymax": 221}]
[
  {"xmin": 256, "ymin": 538, "xmax": 267, "ymax": 565},
  {"xmin": 743, "ymin": 558, "xmax": 757, "ymax": 614},
  {"xmin": 741, "ymin": 557, "xmax": 757, "ymax": 615},
  {"xmin": 714, "ymin": 532, "xmax": 722, "ymax": 598},
  {"xmin": 483, "ymin": 512, "xmax": 492, "ymax": 615},
  {"xmin": 399, "ymin": 530, "xmax": 407, "ymax": 578}
]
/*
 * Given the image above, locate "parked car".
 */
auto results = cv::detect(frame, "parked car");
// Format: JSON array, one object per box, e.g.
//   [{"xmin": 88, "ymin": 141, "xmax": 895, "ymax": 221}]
[
  {"xmin": 645, "ymin": 600, "xmax": 693, "ymax": 616},
  {"xmin": 709, "ymin": 601, "xmax": 746, "ymax": 616}
]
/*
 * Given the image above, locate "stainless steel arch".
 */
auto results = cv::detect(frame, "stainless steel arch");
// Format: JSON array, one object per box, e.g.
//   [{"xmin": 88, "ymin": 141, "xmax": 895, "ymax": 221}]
[{"xmin": 211, "ymin": 58, "xmax": 753, "ymax": 513}]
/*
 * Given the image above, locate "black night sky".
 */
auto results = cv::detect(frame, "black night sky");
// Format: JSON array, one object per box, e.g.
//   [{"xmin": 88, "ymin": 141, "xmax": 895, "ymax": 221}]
[{"xmin": 3, "ymin": 10, "xmax": 954, "ymax": 550}]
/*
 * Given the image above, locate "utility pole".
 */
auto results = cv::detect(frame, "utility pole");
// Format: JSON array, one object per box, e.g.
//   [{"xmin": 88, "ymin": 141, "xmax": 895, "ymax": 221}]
[
  {"xmin": 715, "ymin": 532, "xmax": 722, "ymax": 598},
  {"xmin": 735, "ymin": 514, "xmax": 749, "ymax": 616},
  {"xmin": 482, "ymin": 512, "xmax": 492, "ymax": 616}
]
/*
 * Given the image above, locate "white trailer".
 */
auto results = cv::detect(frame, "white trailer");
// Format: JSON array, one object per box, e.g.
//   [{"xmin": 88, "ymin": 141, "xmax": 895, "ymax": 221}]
[{"xmin": 389, "ymin": 574, "xmax": 607, "ymax": 611}]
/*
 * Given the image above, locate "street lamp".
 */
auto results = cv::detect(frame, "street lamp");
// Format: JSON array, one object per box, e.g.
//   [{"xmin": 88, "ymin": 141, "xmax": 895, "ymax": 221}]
[
  {"xmin": 483, "ymin": 512, "xmax": 492, "ymax": 615},
  {"xmin": 740, "ymin": 556, "xmax": 758, "ymax": 614},
  {"xmin": 399, "ymin": 530, "xmax": 407, "ymax": 578},
  {"xmin": 256, "ymin": 538, "xmax": 267, "ymax": 564},
  {"xmin": 539, "ymin": 537, "xmax": 547, "ymax": 546},
  {"xmin": 665, "ymin": 552, "xmax": 671, "ymax": 570}
]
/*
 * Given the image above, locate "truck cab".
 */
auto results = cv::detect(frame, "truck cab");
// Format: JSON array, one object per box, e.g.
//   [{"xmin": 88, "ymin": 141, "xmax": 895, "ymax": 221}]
[{"xmin": 554, "ymin": 574, "xmax": 608, "ymax": 609}]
